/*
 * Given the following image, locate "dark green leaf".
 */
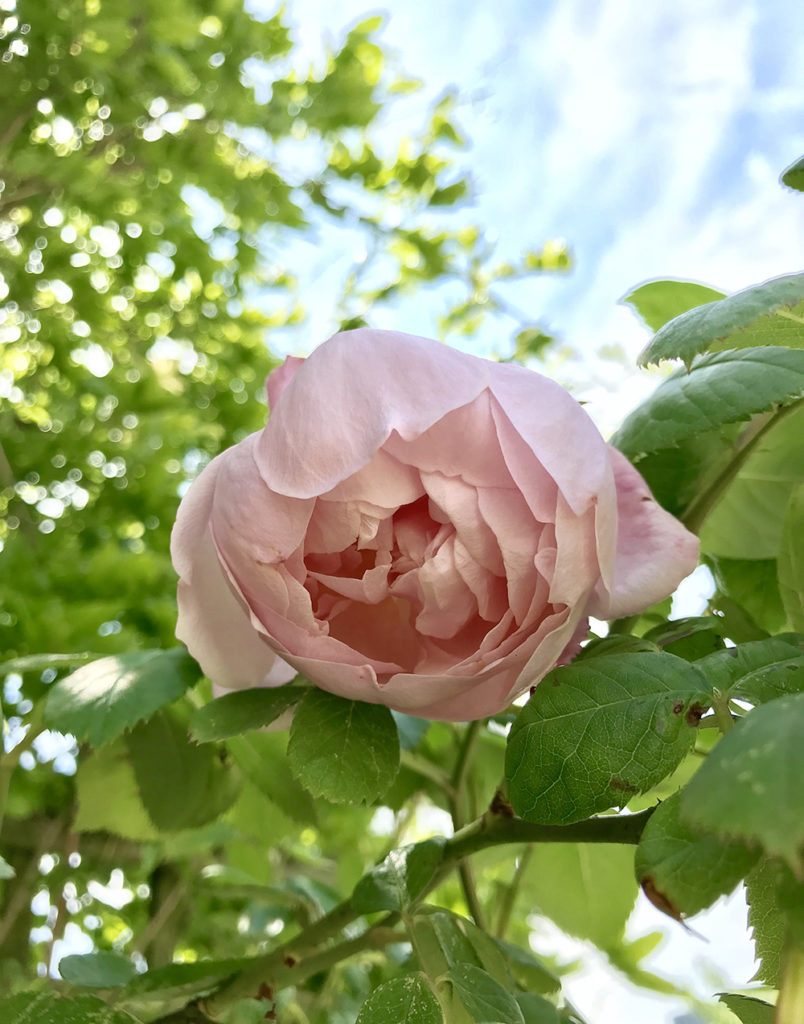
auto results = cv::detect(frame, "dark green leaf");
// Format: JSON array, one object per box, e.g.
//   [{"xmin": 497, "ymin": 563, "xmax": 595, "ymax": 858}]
[
  {"xmin": 117, "ymin": 958, "xmax": 251, "ymax": 1019},
  {"xmin": 0, "ymin": 991, "xmax": 136, "ymax": 1024},
  {"xmin": 623, "ymin": 279, "xmax": 725, "ymax": 331},
  {"xmin": 287, "ymin": 689, "xmax": 400, "ymax": 804},
  {"xmin": 700, "ymin": 402, "xmax": 804, "ymax": 559},
  {"xmin": 515, "ymin": 993, "xmax": 561, "ymax": 1024},
  {"xmin": 355, "ymin": 974, "xmax": 442, "ymax": 1024},
  {"xmin": 694, "ymin": 636, "xmax": 804, "ymax": 705},
  {"xmin": 745, "ymin": 858, "xmax": 787, "ymax": 986},
  {"xmin": 492, "ymin": 939, "xmax": 561, "ymax": 995},
  {"xmin": 708, "ymin": 557, "xmax": 788, "ymax": 636},
  {"xmin": 506, "ymin": 653, "xmax": 710, "ymax": 825},
  {"xmin": 635, "ymin": 791, "xmax": 759, "ymax": 918},
  {"xmin": 781, "ymin": 155, "xmax": 804, "ymax": 193},
  {"xmin": 574, "ymin": 634, "xmax": 658, "ymax": 661},
  {"xmin": 639, "ymin": 272, "xmax": 804, "ymax": 366},
  {"xmin": 189, "ymin": 683, "xmax": 306, "ymax": 742},
  {"xmin": 449, "ymin": 962, "xmax": 525, "ymax": 1024},
  {"xmin": 59, "ymin": 951, "xmax": 136, "ymax": 988},
  {"xmin": 680, "ymin": 693, "xmax": 804, "ymax": 873},
  {"xmin": 352, "ymin": 839, "xmax": 445, "ymax": 913},
  {"xmin": 414, "ymin": 908, "xmax": 512, "ymax": 988},
  {"xmin": 44, "ymin": 649, "xmax": 199, "ymax": 747},
  {"xmin": 127, "ymin": 708, "xmax": 241, "ymax": 831},
  {"xmin": 611, "ymin": 348, "xmax": 804, "ymax": 459},
  {"xmin": 717, "ymin": 993, "xmax": 775, "ymax": 1024},
  {"xmin": 779, "ymin": 484, "xmax": 804, "ymax": 631}
]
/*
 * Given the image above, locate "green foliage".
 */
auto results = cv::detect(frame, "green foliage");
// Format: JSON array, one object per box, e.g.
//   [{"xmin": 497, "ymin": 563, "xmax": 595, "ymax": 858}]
[
  {"xmin": 635, "ymin": 791, "xmax": 759, "ymax": 918},
  {"xmin": 717, "ymin": 993, "xmax": 776, "ymax": 1024},
  {"xmin": 746, "ymin": 857, "xmax": 788, "ymax": 986},
  {"xmin": 355, "ymin": 975, "xmax": 442, "ymax": 1024},
  {"xmin": 611, "ymin": 347, "xmax": 804, "ymax": 458},
  {"xmin": 189, "ymin": 682, "xmax": 307, "ymax": 742},
  {"xmin": 781, "ymin": 154, "xmax": 804, "ymax": 193},
  {"xmin": 0, "ymin": 991, "xmax": 137, "ymax": 1023},
  {"xmin": 352, "ymin": 839, "xmax": 445, "ymax": 913},
  {"xmin": 623, "ymin": 279, "xmax": 725, "ymax": 331},
  {"xmin": 680, "ymin": 693, "xmax": 804, "ymax": 873},
  {"xmin": 506, "ymin": 652, "xmax": 710, "ymax": 824},
  {"xmin": 448, "ymin": 962, "xmax": 526, "ymax": 1023},
  {"xmin": 638, "ymin": 272, "xmax": 804, "ymax": 366},
  {"xmin": 44, "ymin": 648, "xmax": 199, "ymax": 745},
  {"xmin": 287, "ymin": 689, "xmax": 400, "ymax": 804},
  {"xmin": 779, "ymin": 484, "xmax": 804, "ymax": 631},
  {"xmin": 59, "ymin": 951, "xmax": 136, "ymax": 988}
]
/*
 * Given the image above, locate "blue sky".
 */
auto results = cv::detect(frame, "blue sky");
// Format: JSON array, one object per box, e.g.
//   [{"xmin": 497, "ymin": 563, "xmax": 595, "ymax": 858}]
[{"xmin": 250, "ymin": 3, "xmax": 804, "ymax": 1021}]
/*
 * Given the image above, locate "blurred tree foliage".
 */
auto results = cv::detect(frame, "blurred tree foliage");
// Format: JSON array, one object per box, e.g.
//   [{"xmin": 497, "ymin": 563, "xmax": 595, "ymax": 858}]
[{"xmin": 0, "ymin": 0, "xmax": 567, "ymax": 992}]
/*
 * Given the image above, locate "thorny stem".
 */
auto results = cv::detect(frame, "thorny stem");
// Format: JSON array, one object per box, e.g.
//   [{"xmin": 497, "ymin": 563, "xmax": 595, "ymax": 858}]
[
  {"xmin": 204, "ymin": 805, "xmax": 655, "ymax": 1018},
  {"xmin": 777, "ymin": 942, "xmax": 804, "ymax": 1024}
]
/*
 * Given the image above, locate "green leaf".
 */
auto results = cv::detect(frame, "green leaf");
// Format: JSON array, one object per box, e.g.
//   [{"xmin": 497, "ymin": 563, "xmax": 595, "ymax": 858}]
[
  {"xmin": 228, "ymin": 732, "xmax": 317, "ymax": 826},
  {"xmin": 700, "ymin": 403, "xmax": 804, "ymax": 558},
  {"xmin": 781, "ymin": 155, "xmax": 804, "ymax": 193},
  {"xmin": 779, "ymin": 484, "xmax": 804, "ymax": 631},
  {"xmin": 449, "ymin": 962, "xmax": 525, "ymax": 1024},
  {"xmin": 117, "ymin": 958, "xmax": 251, "ymax": 1019},
  {"xmin": 189, "ymin": 683, "xmax": 306, "ymax": 742},
  {"xmin": 515, "ymin": 993, "xmax": 562, "ymax": 1024},
  {"xmin": 717, "ymin": 993, "xmax": 775, "ymax": 1024},
  {"xmin": 59, "ymin": 951, "xmax": 136, "ymax": 988},
  {"xmin": 638, "ymin": 272, "xmax": 804, "ymax": 366},
  {"xmin": 0, "ymin": 854, "xmax": 15, "ymax": 880},
  {"xmin": 74, "ymin": 740, "xmax": 160, "ymax": 840},
  {"xmin": 611, "ymin": 348, "xmax": 804, "ymax": 459},
  {"xmin": 352, "ymin": 838, "xmax": 445, "ymax": 913},
  {"xmin": 0, "ymin": 991, "xmax": 136, "ymax": 1024},
  {"xmin": 518, "ymin": 843, "xmax": 638, "ymax": 948},
  {"xmin": 413, "ymin": 908, "xmax": 512, "ymax": 988},
  {"xmin": 355, "ymin": 974, "xmax": 442, "ymax": 1024},
  {"xmin": 492, "ymin": 939, "xmax": 561, "ymax": 995},
  {"xmin": 634, "ymin": 791, "xmax": 760, "ymax": 918},
  {"xmin": 392, "ymin": 711, "xmax": 431, "ymax": 750},
  {"xmin": 622, "ymin": 279, "xmax": 725, "ymax": 331},
  {"xmin": 127, "ymin": 708, "xmax": 241, "ymax": 831},
  {"xmin": 708, "ymin": 557, "xmax": 788, "ymax": 635},
  {"xmin": 44, "ymin": 649, "xmax": 199, "ymax": 747},
  {"xmin": 694, "ymin": 636, "xmax": 804, "ymax": 705},
  {"xmin": 745, "ymin": 857, "xmax": 787, "ymax": 986},
  {"xmin": 506, "ymin": 653, "xmax": 710, "ymax": 825},
  {"xmin": 679, "ymin": 693, "xmax": 804, "ymax": 874},
  {"xmin": 287, "ymin": 689, "xmax": 400, "ymax": 804}
]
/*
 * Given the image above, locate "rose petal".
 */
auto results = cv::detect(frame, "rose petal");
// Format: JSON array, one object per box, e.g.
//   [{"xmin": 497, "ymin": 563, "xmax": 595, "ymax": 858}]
[
  {"xmin": 588, "ymin": 447, "xmax": 699, "ymax": 618},
  {"xmin": 266, "ymin": 355, "xmax": 305, "ymax": 412}
]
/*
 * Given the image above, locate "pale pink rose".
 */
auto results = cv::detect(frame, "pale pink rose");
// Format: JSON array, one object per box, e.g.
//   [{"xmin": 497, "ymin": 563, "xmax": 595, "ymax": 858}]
[{"xmin": 171, "ymin": 330, "xmax": 698, "ymax": 721}]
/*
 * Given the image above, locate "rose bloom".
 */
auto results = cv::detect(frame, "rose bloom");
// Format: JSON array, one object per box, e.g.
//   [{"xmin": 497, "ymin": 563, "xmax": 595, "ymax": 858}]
[{"xmin": 171, "ymin": 330, "xmax": 698, "ymax": 721}]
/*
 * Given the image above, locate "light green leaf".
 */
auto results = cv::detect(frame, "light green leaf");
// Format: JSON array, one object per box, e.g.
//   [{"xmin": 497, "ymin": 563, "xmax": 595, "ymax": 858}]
[
  {"xmin": 352, "ymin": 838, "xmax": 445, "ymax": 913},
  {"xmin": 506, "ymin": 653, "xmax": 710, "ymax": 825},
  {"xmin": 717, "ymin": 993, "xmax": 775, "ymax": 1024},
  {"xmin": 779, "ymin": 484, "xmax": 804, "ymax": 631},
  {"xmin": 680, "ymin": 693, "xmax": 804, "ymax": 874},
  {"xmin": 74, "ymin": 740, "xmax": 160, "ymax": 840},
  {"xmin": 611, "ymin": 348, "xmax": 804, "ymax": 459},
  {"xmin": 0, "ymin": 855, "xmax": 15, "ymax": 880},
  {"xmin": 189, "ymin": 683, "xmax": 306, "ymax": 742},
  {"xmin": 59, "ymin": 951, "xmax": 136, "ymax": 988},
  {"xmin": 694, "ymin": 636, "xmax": 804, "ymax": 705},
  {"xmin": 449, "ymin": 962, "xmax": 525, "ymax": 1024},
  {"xmin": 127, "ymin": 708, "xmax": 241, "ymax": 831},
  {"xmin": 781, "ymin": 155, "xmax": 804, "ymax": 193},
  {"xmin": 623, "ymin": 279, "xmax": 725, "ymax": 331},
  {"xmin": 639, "ymin": 272, "xmax": 804, "ymax": 366},
  {"xmin": 709, "ymin": 557, "xmax": 788, "ymax": 636},
  {"xmin": 745, "ymin": 858, "xmax": 787, "ymax": 986},
  {"xmin": 287, "ymin": 689, "xmax": 400, "ymax": 804},
  {"xmin": 0, "ymin": 991, "xmax": 136, "ymax": 1023},
  {"xmin": 414, "ymin": 908, "xmax": 512, "ymax": 989},
  {"xmin": 700, "ymin": 403, "xmax": 804, "ymax": 558},
  {"xmin": 635, "ymin": 791, "xmax": 759, "ymax": 918},
  {"xmin": 44, "ymin": 649, "xmax": 199, "ymax": 747},
  {"xmin": 519, "ymin": 843, "xmax": 638, "ymax": 948},
  {"xmin": 355, "ymin": 974, "xmax": 442, "ymax": 1024}
]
